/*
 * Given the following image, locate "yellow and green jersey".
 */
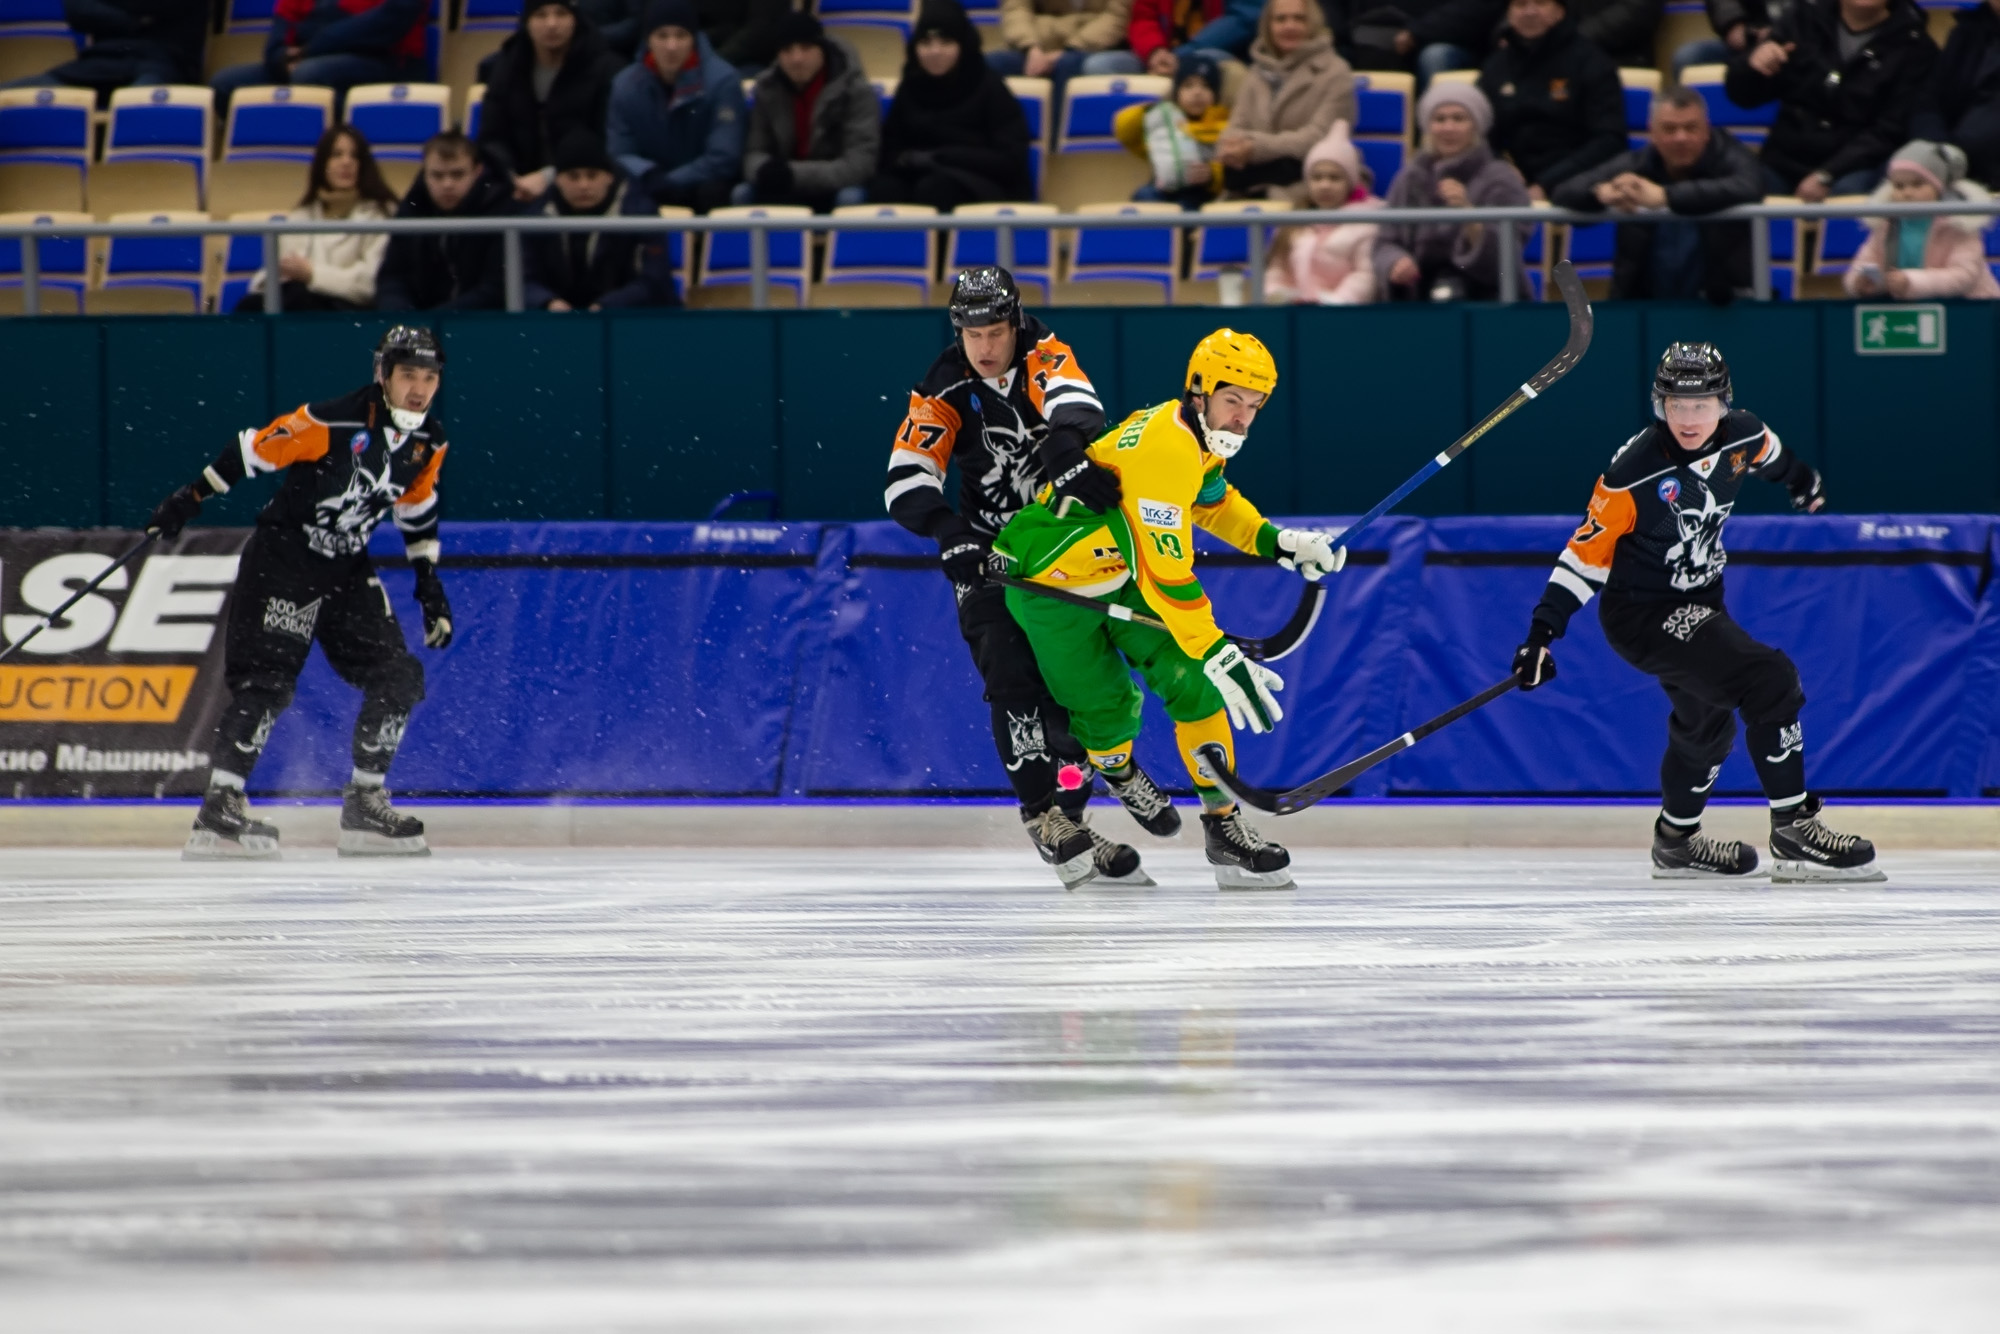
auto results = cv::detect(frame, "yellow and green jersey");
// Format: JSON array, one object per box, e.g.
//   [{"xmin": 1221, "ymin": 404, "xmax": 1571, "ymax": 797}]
[{"xmin": 993, "ymin": 398, "xmax": 1278, "ymax": 661}]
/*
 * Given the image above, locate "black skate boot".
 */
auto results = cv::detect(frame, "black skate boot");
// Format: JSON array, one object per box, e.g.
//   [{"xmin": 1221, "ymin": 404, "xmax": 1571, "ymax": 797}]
[
  {"xmin": 1025, "ymin": 806, "xmax": 1097, "ymax": 889},
  {"xmin": 1077, "ymin": 810, "xmax": 1154, "ymax": 886},
  {"xmin": 1201, "ymin": 808, "xmax": 1293, "ymax": 891},
  {"xmin": 1651, "ymin": 818, "xmax": 1761, "ymax": 879},
  {"xmin": 182, "ymin": 786, "xmax": 282, "ymax": 861},
  {"xmin": 338, "ymin": 783, "xmax": 430, "ymax": 857},
  {"xmin": 1769, "ymin": 796, "xmax": 1885, "ymax": 883},
  {"xmin": 1102, "ymin": 764, "xmax": 1182, "ymax": 837}
]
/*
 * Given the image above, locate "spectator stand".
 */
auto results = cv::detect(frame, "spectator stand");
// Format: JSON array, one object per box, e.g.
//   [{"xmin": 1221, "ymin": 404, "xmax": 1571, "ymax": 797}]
[
  {"xmin": 1003, "ymin": 75, "xmax": 1048, "ymax": 201},
  {"xmin": 1046, "ymin": 74, "xmax": 1166, "ymax": 213},
  {"xmin": 960, "ymin": 0, "xmax": 1001, "ymax": 44},
  {"xmin": 90, "ymin": 85, "xmax": 213, "ymax": 219},
  {"xmin": 946, "ymin": 201, "xmax": 1055, "ymax": 301},
  {"xmin": 693, "ymin": 204, "xmax": 811, "ymax": 307},
  {"xmin": 211, "ymin": 84, "xmax": 332, "ymax": 217},
  {"xmin": 211, "ymin": 0, "xmax": 278, "ymax": 80},
  {"xmin": 90, "ymin": 209, "xmax": 208, "ymax": 313},
  {"xmin": 463, "ymin": 81, "xmax": 486, "ymax": 137},
  {"xmin": 0, "ymin": 85, "xmax": 91, "ymax": 213},
  {"xmin": 1059, "ymin": 200, "xmax": 1180, "ymax": 304},
  {"xmin": 344, "ymin": 82, "xmax": 451, "ymax": 194},
  {"xmin": 655, "ymin": 202, "xmax": 692, "ymax": 299},
  {"xmin": 442, "ymin": 0, "xmax": 520, "ymax": 105},
  {"xmin": 817, "ymin": 202, "xmax": 937, "ymax": 305},
  {"xmin": 0, "ymin": 207, "xmax": 87, "ymax": 312},
  {"xmin": 1620, "ymin": 68, "xmax": 1658, "ymax": 151},
  {"xmin": 1352, "ymin": 71, "xmax": 1413, "ymax": 197},
  {"xmin": 814, "ymin": 0, "xmax": 917, "ymax": 81},
  {"xmin": 0, "ymin": 0, "xmax": 78, "ymax": 83},
  {"xmin": 214, "ymin": 207, "xmax": 291, "ymax": 313},
  {"xmin": 1187, "ymin": 197, "xmax": 1288, "ymax": 305}
]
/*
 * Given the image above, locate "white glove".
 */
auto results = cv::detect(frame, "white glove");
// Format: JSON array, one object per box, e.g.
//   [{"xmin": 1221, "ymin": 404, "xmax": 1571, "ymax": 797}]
[
  {"xmin": 1275, "ymin": 527, "xmax": 1347, "ymax": 581},
  {"xmin": 1203, "ymin": 642, "xmax": 1285, "ymax": 734}
]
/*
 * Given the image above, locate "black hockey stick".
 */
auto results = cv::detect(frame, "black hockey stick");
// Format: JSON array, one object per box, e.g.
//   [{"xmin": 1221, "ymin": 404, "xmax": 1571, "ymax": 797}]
[
  {"xmin": 0, "ymin": 530, "xmax": 159, "ymax": 664},
  {"xmin": 1195, "ymin": 674, "xmax": 1520, "ymax": 815},
  {"xmin": 992, "ymin": 570, "xmax": 1324, "ymax": 664}
]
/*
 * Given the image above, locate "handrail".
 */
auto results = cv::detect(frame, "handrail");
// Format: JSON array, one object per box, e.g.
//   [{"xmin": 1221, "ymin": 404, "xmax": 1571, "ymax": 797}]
[{"xmin": 7, "ymin": 199, "xmax": 1993, "ymax": 314}]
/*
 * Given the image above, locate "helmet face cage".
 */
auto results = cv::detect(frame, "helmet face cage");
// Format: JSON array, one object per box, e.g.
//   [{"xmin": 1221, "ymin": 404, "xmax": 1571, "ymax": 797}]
[
  {"xmin": 948, "ymin": 266, "xmax": 1024, "ymax": 331},
  {"xmin": 374, "ymin": 325, "xmax": 445, "ymax": 382},
  {"xmin": 1652, "ymin": 340, "xmax": 1730, "ymax": 419}
]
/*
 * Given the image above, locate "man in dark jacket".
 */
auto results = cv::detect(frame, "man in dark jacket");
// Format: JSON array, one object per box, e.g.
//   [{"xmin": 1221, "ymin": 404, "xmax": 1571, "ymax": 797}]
[
  {"xmin": 1343, "ymin": 0, "xmax": 1504, "ymax": 83},
  {"xmin": 1553, "ymin": 85, "xmax": 1763, "ymax": 301},
  {"xmin": 1672, "ymin": 0, "xmax": 1769, "ymax": 76},
  {"xmin": 1480, "ymin": 0, "xmax": 1625, "ymax": 198},
  {"xmin": 736, "ymin": 12, "xmax": 879, "ymax": 209},
  {"xmin": 211, "ymin": 0, "xmax": 429, "ymax": 109},
  {"xmin": 377, "ymin": 131, "xmax": 517, "ymax": 311},
  {"xmin": 1912, "ymin": 0, "xmax": 2000, "ymax": 187},
  {"xmin": 478, "ymin": 0, "xmax": 627, "ymax": 202},
  {"xmin": 1724, "ymin": 0, "xmax": 1937, "ymax": 198},
  {"xmin": 4, "ymin": 0, "xmax": 205, "ymax": 94},
  {"xmin": 606, "ymin": 0, "xmax": 746, "ymax": 213},
  {"xmin": 522, "ymin": 130, "xmax": 682, "ymax": 309}
]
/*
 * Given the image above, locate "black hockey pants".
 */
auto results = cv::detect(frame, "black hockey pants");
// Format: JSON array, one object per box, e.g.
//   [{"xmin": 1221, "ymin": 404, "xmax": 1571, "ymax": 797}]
[
  {"xmin": 1598, "ymin": 588, "xmax": 1806, "ymax": 821},
  {"xmin": 956, "ymin": 579, "xmax": 1090, "ymax": 818},
  {"xmin": 210, "ymin": 529, "xmax": 426, "ymax": 786}
]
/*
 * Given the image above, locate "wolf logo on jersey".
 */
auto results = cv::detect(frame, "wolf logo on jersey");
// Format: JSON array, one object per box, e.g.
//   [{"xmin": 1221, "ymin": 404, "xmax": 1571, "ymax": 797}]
[{"xmin": 1664, "ymin": 486, "xmax": 1732, "ymax": 591}]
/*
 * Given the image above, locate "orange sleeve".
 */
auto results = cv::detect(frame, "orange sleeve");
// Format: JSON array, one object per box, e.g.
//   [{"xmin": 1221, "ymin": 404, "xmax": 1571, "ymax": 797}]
[
  {"xmin": 1022, "ymin": 333, "xmax": 1103, "ymax": 425},
  {"xmin": 395, "ymin": 443, "xmax": 446, "ymax": 510},
  {"xmin": 1562, "ymin": 479, "xmax": 1637, "ymax": 578},
  {"xmin": 244, "ymin": 404, "xmax": 332, "ymax": 474},
  {"xmin": 890, "ymin": 391, "xmax": 961, "ymax": 474}
]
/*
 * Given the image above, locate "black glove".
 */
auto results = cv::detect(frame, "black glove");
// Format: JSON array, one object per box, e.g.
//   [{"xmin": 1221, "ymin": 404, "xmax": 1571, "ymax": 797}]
[
  {"xmin": 1512, "ymin": 620, "xmax": 1558, "ymax": 691},
  {"xmin": 412, "ymin": 558, "xmax": 453, "ymax": 649},
  {"xmin": 1789, "ymin": 466, "xmax": 1825, "ymax": 514},
  {"xmin": 936, "ymin": 519, "xmax": 990, "ymax": 588},
  {"xmin": 753, "ymin": 156, "xmax": 793, "ymax": 199},
  {"xmin": 1040, "ymin": 430, "xmax": 1122, "ymax": 514},
  {"xmin": 148, "ymin": 483, "xmax": 204, "ymax": 539}
]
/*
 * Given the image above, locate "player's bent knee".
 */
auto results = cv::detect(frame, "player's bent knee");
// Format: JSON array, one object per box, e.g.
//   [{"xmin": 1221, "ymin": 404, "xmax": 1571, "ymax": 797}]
[
  {"xmin": 226, "ymin": 674, "xmax": 296, "ymax": 714},
  {"xmin": 1740, "ymin": 651, "xmax": 1805, "ymax": 726},
  {"xmin": 367, "ymin": 654, "xmax": 427, "ymax": 710}
]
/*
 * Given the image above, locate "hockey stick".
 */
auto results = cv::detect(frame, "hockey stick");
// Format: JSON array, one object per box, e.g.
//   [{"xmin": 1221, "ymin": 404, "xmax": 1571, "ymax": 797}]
[
  {"xmin": 0, "ymin": 530, "xmax": 159, "ymax": 665},
  {"xmin": 1324, "ymin": 260, "xmax": 1593, "ymax": 561},
  {"xmin": 992, "ymin": 570, "xmax": 1324, "ymax": 664},
  {"xmin": 1195, "ymin": 674, "xmax": 1520, "ymax": 815}
]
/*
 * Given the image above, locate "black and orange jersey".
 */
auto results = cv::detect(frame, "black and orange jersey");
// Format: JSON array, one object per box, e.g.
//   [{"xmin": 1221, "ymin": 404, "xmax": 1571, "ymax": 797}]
[
  {"xmin": 203, "ymin": 383, "xmax": 447, "ymax": 562},
  {"xmin": 884, "ymin": 314, "xmax": 1105, "ymax": 540},
  {"xmin": 1532, "ymin": 408, "xmax": 1814, "ymax": 636}
]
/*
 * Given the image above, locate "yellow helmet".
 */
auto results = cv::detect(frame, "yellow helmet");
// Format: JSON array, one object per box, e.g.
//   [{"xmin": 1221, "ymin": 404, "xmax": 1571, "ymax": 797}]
[{"xmin": 1185, "ymin": 328, "xmax": 1278, "ymax": 399}]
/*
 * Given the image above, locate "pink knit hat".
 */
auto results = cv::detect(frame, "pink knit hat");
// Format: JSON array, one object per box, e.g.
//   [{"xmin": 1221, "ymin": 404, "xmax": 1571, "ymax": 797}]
[{"xmin": 1304, "ymin": 119, "xmax": 1363, "ymax": 183}]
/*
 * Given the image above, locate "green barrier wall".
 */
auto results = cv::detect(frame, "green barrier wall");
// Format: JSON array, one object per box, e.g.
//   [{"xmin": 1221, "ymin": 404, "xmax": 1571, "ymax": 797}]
[{"xmin": 5, "ymin": 301, "xmax": 1995, "ymax": 526}]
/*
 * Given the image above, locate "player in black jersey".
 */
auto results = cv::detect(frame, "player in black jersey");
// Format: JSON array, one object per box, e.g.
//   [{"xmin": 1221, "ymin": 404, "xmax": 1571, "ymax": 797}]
[
  {"xmin": 148, "ymin": 326, "xmax": 456, "ymax": 861},
  {"xmin": 1512, "ymin": 342, "xmax": 1884, "ymax": 882},
  {"xmin": 885, "ymin": 267, "xmax": 1144, "ymax": 889}
]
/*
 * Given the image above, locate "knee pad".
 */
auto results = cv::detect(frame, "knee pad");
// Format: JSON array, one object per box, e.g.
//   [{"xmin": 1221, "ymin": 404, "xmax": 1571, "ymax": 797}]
[
  {"xmin": 226, "ymin": 673, "xmax": 296, "ymax": 716},
  {"xmin": 1739, "ymin": 649, "xmax": 1805, "ymax": 727},
  {"xmin": 364, "ymin": 653, "xmax": 427, "ymax": 711}
]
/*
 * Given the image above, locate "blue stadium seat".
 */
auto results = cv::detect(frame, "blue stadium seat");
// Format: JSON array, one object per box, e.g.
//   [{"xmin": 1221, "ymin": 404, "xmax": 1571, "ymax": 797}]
[
  {"xmin": 819, "ymin": 203, "xmax": 937, "ymax": 303},
  {"xmin": 1048, "ymin": 73, "xmax": 1167, "ymax": 210},
  {"xmin": 1003, "ymin": 76, "xmax": 1048, "ymax": 200},
  {"xmin": 0, "ymin": 208, "xmax": 87, "ymax": 311},
  {"xmin": 1810, "ymin": 196, "xmax": 1873, "ymax": 276},
  {"xmin": 223, "ymin": 0, "xmax": 278, "ymax": 35},
  {"xmin": 464, "ymin": 82, "xmax": 486, "ymax": 138},
  {"xmin": 696, "ymin": 204, "xmax": 810, "ymax": 306},
  {"xmin": 1191, "ymin": 197, "xmax": 1288, "ymax": 283},
  {"xmin": 216, "ymin": 208, "xmax": 289, "ymax": 313},
  {"xmin": 0, "ymin": 86, "xmax": 91, "ymax": 212},
  {"xmin": 93, "ymin": 210, "xmax": 208, "ymax": 313},
  {"xmin": 1564, "ymin": 220, "xmax": 1616, "ymax": 281},
  {"xmin": 1062, "ymin": 201, "xmax": 1178, "ymax": 303},
  {"xmin": 1352, "ymin": 70, "xmax": 1412, "ymax": 192},
  {"xmin": 459, "ymin": 0, "xmax": 521, "ymax": 31},
  {"xmin": 947, "ymin": 202, "xmax": 1055, "ymax": 300},
  {"xmin": 0, "ymin": 0, "xmax": 72, "ymax": 35},
  {"xmin": 91, "ymin": 85, "xmax": 214, "ymax": 216},
  {"xmin": 1620, "ymin": 69, "xmax": 1658, "ymax": 151},
  {"xmin": 223, "ymin": 84, "xmax": 335, "ymax": 162},
  {"xmin": 1680, "ymin": 63, "xmax": 1773, "ymax": 147},
  {"xmin": 344, "ymin": 83, "xmax": 450, "ymax": 163}
]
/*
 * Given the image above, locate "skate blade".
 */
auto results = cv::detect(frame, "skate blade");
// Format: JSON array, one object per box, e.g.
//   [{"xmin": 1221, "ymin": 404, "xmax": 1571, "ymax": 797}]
[
  {"xmin": 1052, "ymin": 850, "xmax": 1098, "ymax": 890},
  {"xmin": 182, "ymin": 828, "xmax": 281, "ymax": 861},
  {"xmin": 1213, "ymin": 864, "xmax": 1295, "ymax": 892},
  {"xmin": 1770, "ymin": 858, "xmax": 1886, "ymax": 884},
  {"xmin": 1092, "ymin": 868, "xmax": 1158, "ymax": 887},
  {"xmin": 1652, "ymin": 864, "xmax": 1767, "ymax": 880},
  {"xmin": 338, "ymin": 829, "xmax": 432, "ymax": 858}
]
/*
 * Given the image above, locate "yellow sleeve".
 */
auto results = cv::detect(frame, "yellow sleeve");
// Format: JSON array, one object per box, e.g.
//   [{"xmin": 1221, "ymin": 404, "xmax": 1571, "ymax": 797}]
[
  {"xmin": 1094, "ymin": 403, "xmax": 1226, "ymax": 661},
  {"xmin": 1193, "ymin": 480, "xmax": 1273, "ymax": 557}
]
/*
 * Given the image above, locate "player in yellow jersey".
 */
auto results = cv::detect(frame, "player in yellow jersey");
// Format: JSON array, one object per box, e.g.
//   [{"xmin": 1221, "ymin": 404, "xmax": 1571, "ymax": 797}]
[{"xmin": 992, "ymin": 330, "xmax": 1343, "ymax": 890}]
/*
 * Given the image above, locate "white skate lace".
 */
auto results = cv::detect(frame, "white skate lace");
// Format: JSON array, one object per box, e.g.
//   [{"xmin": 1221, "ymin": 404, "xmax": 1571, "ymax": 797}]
[
  {"xmin": 1792, "ymin": 814, "xmax": 1860, "ymax": 855},
  {"xmin": 1041, "ymin": 809, "xmax": 1086, "ymax": 845},
  {"xmin": 1685, "ymin": 831, "xmax": 1743, "ymax": 866},
  {"xmin": 1110, "ymin": 771, "xmax": 1171, "ymax": 819},
  {"xmin": 217, "ymin": 788, "xmax": 250, "ymax": 822},
  {"xmin": 353, "ymin": 786, "xmax": 397, "ymax": 822},
  {"xmin": 1220, "ymin": 811, "xmax": 1268, "ymax": 851}
]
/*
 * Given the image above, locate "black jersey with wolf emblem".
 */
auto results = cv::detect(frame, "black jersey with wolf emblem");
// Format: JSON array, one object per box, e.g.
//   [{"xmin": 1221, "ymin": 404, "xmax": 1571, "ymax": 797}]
[
  {"xmin": 1532, "ymin": 409, "xmax": 1815, "ymax": 635},
  {"xmin": 884, "ymin": 314, "xmax": 1105, "ymax": 540},
  {"xmin": 203, "ymin": 384, "xmax": 447, "ymax": 562}
]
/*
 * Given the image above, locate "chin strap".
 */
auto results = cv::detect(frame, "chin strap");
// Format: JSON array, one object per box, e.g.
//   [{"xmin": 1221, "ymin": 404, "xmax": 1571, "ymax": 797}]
[
  {"xmin": 1187, "ymin": 392, "xmax": 1248, "ymax": 458},
  {"xmin": 388, "ymin": 405, "xmax": 427, "ymax": 432}
]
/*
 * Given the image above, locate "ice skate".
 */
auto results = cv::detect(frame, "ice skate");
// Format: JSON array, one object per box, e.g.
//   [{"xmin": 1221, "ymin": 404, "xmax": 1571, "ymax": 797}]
[
  {"xmin": 1202, "ymin": 808, "xmax": 1293, "ymax": 891},
  {"xmin": 1078, "ymin": 810, "xmax": 1154, "ymax": 886},
  {"xmin": 1651, "ymin": 819, "xmax": 1762, "ymax": 879},
  {"xmin": 182, "ymin": 786, "xmax": 282, "ymax": 861},
  {"xmin": 1026, "ymin": 807, "xmax": 1097, "ymax": 889},
  {"xmin": 1102, "ymin": 764, "xmax": 1182, "ymax": 837},
  {"xmin": 338, "ymin": 783, "xmax": 430, "ymax": 857},
  {"xmin": 1769, "ymin": 796, "xmax": 1885, "ymax": 883}
]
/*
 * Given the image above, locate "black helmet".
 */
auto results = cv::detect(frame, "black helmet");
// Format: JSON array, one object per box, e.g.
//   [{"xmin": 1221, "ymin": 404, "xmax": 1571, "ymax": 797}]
[
  {"xmin": 374, "ymin": 325, "xmax": 445, "ymax": 380},
  {"xmin": 948, "ymin": 265, "xmax": 1023, "ymax": 331},
  {"xmin": 1652, "ymin": 341, "xmax": 1729, "ymax": 418}
]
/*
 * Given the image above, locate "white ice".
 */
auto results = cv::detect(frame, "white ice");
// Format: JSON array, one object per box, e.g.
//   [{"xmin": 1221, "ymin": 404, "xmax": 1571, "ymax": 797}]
[{"xmin": 2, "ymin": 845, "xmax": 1997, "ymax": 1333}]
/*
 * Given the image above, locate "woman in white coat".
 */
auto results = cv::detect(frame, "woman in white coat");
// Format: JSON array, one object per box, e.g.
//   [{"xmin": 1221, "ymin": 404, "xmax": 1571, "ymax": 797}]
[{"xmin": 235, "ymin": 125, "xmax": 400, "ymax": 312}]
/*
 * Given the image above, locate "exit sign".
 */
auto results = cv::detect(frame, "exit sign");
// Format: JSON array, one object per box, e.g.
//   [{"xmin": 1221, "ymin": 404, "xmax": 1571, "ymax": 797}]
[{"xmin": 1855, "ymin": 304, "xmax": 1946, "ymax": 355}]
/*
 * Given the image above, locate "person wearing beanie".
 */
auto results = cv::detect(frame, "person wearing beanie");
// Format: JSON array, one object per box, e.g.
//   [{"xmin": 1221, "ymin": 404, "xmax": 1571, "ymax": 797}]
[
  {"xmin": 1119, "ymin": 51, "xmax": 1233, "ymax": 207},
  {"xmin": 988, "ymin": 0, "xmax": 1139, "ymax": 99},
  {"xmin": 605, "ymin": 0, "xmax": 748, "ymax": 213},
  {"xmin": 521, "ymin": 128, "xmax": 683, "ymax": 310},
  {"xmin": 1266, "ymin": 119, "xmax": 1385, "ymax": 302},
  {"xmin": 869, "ymin": 1, "xmax": 1035, "ymax": 207},
  {"xmin": 1216, "ymin": 0, "xmax": 1357, "ymax": 199},
  {"xmin": 1374, "ymin": 80, "xmax": 1531, "ymax": 300},
  {"xmin": 477, "ymin": 0, "xmax": 628, "ymax": 202},
  {"xmin": 1478, "ymin": 0, "xmax": 1625, "ymax": 201},
  {"xmin": 736, "ymin": 13, "xmax": 879, "ymax": 209},
  {"xmin": 1845, "ymin": 139, "xmax": 2000, "ymax": 298}
]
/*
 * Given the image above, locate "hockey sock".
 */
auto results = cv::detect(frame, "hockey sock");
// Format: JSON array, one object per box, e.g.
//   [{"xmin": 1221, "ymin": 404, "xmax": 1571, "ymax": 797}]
[
  {"xmin": 990, "ymin": 703, "xmax": 1067, "ymax": 816},
  {"xmin": 1746, "ymin": 720, "xmax": 1806, "ymax": 811},
  {"xmin": 351, "ymin": 700, "xmax": 410, "ymax": 782},
  {"xmin": 1174, "ymin": 713, "xmax": 1235, "ymax": 813},
  {"xmin": 208, "ymin": 768, "xmax": 246, "ymax": 791},
  {"xmin": 1659, "ymin": 749, "xmax": 1722, "ymax": 825},
  {"xmin": 212, "ymin": 699, "xmax": 283, "ymax": 787},
  {"xmin": 350, "ymin": 768, "xmax": 385, "ymax": 789},
  {"xmin": 1086, "ymin": 743, "xmax": 1136, "ymax": 780}
]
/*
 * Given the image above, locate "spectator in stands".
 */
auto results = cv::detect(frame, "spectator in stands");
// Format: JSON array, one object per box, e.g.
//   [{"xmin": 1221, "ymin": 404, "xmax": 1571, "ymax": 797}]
[
  {"xmin": 697, "ymin": 0, "xmax": 795, "ymax": 77},
  {"xmin": 1911, "ymin": 0, "xmax": 2000, "ymax": 188},
  {"xmin": 1127, "ymin": 0, "xmax": 1263, "ymax": 76},
  {"xmin": 1551, "ymin": 84, "xmax": 1762, "ymax": 302},
  {"xmin": 577, "ymin": 0, "xmax": 644, "ymax": 56},
  {"xmin": 1672, "ymin": 0, "xmax": 1769, "ymax": 78},
  {"xmin": 1265, "ymin": 118, "xmax": 1383, "ymax": 301},
  {"xmin": 1374, "ymin": 80, "xmax": 1530, "ymax": 298},
  {"xmin": 521, "ymin": 129, "xmax": 683, "ymax": 308},
  {"xmin": 376, "ymin": 130, "xmax": 516, "ymax": 310},
  {"xmin": 236, "ymin": 124, "xmax": 399, "ymax": 312},
  {"xmin": 2, "ymin": 0, "xmax": 206, "ymax": 95},
  {"xmin": 1479, "ymin": 0, "xmax": 1624, "ymax": 201},
  {"xmin": 1724, "ymin": 0, "xmax": 1937, "ymax": 200},
  {"xmin": 1123, "ymin": 50, "xmax": 1231, "ymax": 207},
  {"xmin": 607, "ymin": 0, "xmax": 746, "ymax": 214},
  {"xmin": 1844, "ymin": 139, "xmax": 2000, "ymax": 298},
  {"xmin": 1566, "ymin": 0, "xmax": 1662, "ymax": 68},
  {"xmin": 1217, "ymin": 0, "xmax": 1356, "ymax": 197},
  {"xmin": 736, "ymin": 12, "xmax": 878, "ymax": 209},
  {"xmin": 211, "ymin": 0, "xmax": 429, "ymax": 110},
  {"xmin": 1340, "ymin": 0, "xmax": 1506, "ymax": 88},
  {"xmin": 479, "ymin": 0, "xmax": 627, "ymax": 203},
  {"xmin": 868, "ymin": 1, "xmax": 1034, "ymax": 208},
  {"xmin": 987, "ymin": 0, "xmax": 1140, "ymax": 93}
]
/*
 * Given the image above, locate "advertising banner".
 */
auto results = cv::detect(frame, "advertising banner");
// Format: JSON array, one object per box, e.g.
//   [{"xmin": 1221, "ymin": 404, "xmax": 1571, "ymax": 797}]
[{"xmin": 0, "ymin": 529, "xmax": 248, "ymax": 797}]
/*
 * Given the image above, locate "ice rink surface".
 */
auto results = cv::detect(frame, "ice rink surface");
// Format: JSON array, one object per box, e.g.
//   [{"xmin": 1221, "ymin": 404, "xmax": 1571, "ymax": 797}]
[{"xmin": 3, "ymin": 843, "xmax": 1998, "ymax": 1332}]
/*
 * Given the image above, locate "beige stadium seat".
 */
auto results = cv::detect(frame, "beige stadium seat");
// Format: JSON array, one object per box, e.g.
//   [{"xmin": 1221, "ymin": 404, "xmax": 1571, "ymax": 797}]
[
  {"xmin": 690, "ymin": 204, "xmax": 811, "ymax": 308},
  {"xmin": 91, "ymin": 85, "xmax": 213, "ymax": 218},
  {"xmin": 87, "ymin": 210, "xmax": 211, "ymax": 313},
  {"xmin": 816, "ymin": 202, "xmax": 937, "ymax": 307},
  {"xmin": 0, "ymin": 209, "xmax": 89, "ymax": 313},
  {"xmin": 0, "ymin": 36, "xmax": 78, "ymax": 84},
  {"xmin": 439, "ymin": 28, "xmax": 508, "ymax": 106},
  {"xmin": 656, "ymin": 203, "xmax": 693, "ymax": 294},
  {"xmin": 945, "ymin": 201, "xmax": 1056, "ymax": 301},
  {"xmin": 462, "ymin": 81, "xmax": 487, "ymax": 137},
  {"xmin": 1429, "ymin": 68, "xmax": 1478, "ymax": 85},
  {"xmin": 1057, "ymin": 200, "xmax": 1181, "ymax": 305},
  {"xmin": 1045, "ymin": 74, "xmax": 1169, "ymax": 212},
  {"xmin": 0, "ymin": 86, "xmax": 93, "ymax": 213},
  {"xmin": 206, "ymin": 158, "xmax": 309, "ymax": 219}
]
